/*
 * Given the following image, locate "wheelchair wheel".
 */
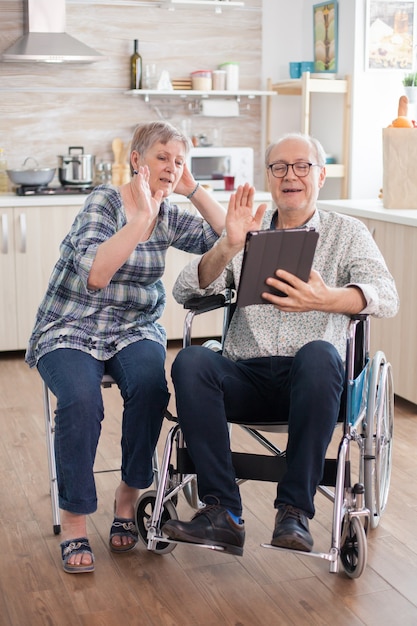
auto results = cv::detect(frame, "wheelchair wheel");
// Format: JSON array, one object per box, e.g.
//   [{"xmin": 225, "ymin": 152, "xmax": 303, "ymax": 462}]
[
  {"xmin": 135, "ymin": 490, "xmax": 178, "ymax": 554},
  {"xmin": 364, "ymin": 353, "xmax": 394, "ymax": 529},
  {"xmin": 340, "ymin": 516, "xmax": 367, "ymax": 579}
]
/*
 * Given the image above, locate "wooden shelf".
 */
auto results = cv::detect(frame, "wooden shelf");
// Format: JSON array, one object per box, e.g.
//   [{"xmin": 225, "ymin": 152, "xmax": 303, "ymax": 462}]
[
  {"xmin": 272, "ymin": 77, "xmax": 348, "ymax": 96},
  {"xmin": 162, "ymin": 0, "xmax": 244, "ymax": 6},
  {"xmin": 268, "ymin": 72, "xmax": 351, "ymax": 197},
  {"xmin": 68, "ymin": 0, "xmax": 245, "ymax": 7},
  {"xmin": 125, "ymin": 89, "xmax": 275, "ymax": 100}
]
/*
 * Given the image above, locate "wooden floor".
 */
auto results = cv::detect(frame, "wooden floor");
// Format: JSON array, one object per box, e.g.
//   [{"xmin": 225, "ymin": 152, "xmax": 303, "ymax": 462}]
[{"xmin": 1, "ymin": 344, "xmax": 417, "ymax": 626}]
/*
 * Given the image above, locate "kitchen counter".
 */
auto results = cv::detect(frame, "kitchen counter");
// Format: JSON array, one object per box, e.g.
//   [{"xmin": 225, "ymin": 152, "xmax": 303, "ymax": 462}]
[
  {"xmin": 317, "ymin": 198, "xmax": 417, "ymax": 228},
  {"xmin": 0, "ymin": 193, "xmax": 92, "ymax": 208},
  {"xmin": 0, "ymin": 190, "xmax": 272, "ymax": 208},
  {"xmin": 318, "ymin": 197, "xmax": 417, "ymax": 406},
  {"xmin": 4, "ymin": 195, "xmax": 415, "ymax": 219}
]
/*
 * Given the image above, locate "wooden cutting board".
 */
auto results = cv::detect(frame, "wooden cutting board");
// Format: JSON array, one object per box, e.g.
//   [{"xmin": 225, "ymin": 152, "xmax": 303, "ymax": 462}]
[{"xmin": 111, "ymin": 138, "xmax": 130, "ymax": 185}]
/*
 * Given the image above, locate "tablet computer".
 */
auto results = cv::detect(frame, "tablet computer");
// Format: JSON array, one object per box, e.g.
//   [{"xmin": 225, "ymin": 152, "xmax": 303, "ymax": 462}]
[{"xmin": 236, "ymin": 227, "xmax": 319, "ymax": 307}]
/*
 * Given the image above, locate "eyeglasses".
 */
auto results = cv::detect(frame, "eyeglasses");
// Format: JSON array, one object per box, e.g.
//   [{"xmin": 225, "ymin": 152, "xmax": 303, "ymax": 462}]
[{"xmin": 267, "ymin": 162, "xmax": 321, "ymax": 178}]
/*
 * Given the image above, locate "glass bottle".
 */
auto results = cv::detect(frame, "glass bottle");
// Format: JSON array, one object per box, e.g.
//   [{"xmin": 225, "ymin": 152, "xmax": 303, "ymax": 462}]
[{"xmin": 130, "ymin": 39, "xmax": 142, "ymax": 90}]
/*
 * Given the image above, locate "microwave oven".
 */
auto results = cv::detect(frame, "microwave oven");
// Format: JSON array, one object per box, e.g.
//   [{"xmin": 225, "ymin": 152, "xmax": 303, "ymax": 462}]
[{"xmin": 186, "ymin": 147, "xmax": 254, "ymax": 191}]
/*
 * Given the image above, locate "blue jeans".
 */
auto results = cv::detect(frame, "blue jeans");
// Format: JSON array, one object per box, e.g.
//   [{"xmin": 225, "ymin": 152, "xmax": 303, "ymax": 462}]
[
  {"xmin": 171, "ymin": 340, "xmax": 344, "ymax": 519},
  {"xmin": 38, "ymin": 340, "xmax": 169, "ymax": 515}
]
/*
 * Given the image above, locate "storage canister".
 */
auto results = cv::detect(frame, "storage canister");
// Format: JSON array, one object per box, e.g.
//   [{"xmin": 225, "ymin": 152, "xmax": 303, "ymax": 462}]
[
  {"xmin": 212, "ymin": 69, "xmax": 226, "ymax": 90},
  {"xmin": 191, "ymin": 70, "xmax": 212, "ymax": 91},
  {"xmin": 218, "ymin": 62, "xmax": 239, "ymax": 91}
]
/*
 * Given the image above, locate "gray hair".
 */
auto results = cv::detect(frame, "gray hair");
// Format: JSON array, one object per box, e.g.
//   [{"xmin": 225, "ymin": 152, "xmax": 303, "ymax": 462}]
[
  {"xmin": 130, "ymin": 121, "xmax": 191, "ymax": 175},
  {"xmin": 265, "ymin": 133, "xmax": 327, "ymax": 168}
]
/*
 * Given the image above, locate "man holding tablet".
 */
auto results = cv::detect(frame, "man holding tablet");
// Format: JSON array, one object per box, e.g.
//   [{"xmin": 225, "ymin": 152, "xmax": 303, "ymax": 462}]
[{"xmin": 162, "ymin": 133, "xmax": 399, "ymax": 556}]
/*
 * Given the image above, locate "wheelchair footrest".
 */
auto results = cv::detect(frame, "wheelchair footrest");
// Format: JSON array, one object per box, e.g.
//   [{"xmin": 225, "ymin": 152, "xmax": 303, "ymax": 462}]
[
  {"xmin": 152, "ymin": 534, "xmax": 225, "ymax": 552},
  {"xmin": 261, "ymin": 543, "xmax": 338, "ymax": 563}
]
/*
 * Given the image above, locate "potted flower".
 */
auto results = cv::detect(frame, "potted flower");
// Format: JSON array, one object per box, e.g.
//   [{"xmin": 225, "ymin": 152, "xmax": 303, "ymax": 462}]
[{"xmin": 403, "ymin": 72, "xmax": 417, "ymax": 103}]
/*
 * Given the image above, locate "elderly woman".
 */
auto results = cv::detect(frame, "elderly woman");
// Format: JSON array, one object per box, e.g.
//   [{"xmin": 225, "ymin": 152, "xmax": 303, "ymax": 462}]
[{"xmin": 25, "ymin": 121, "xmax": 226, "ymax": 573}]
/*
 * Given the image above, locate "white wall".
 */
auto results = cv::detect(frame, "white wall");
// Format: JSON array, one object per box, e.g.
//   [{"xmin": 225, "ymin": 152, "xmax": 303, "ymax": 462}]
[
  {"xmin": 262, "ymin": 0, "xmax": 410, "ymax": 199},
  {"xmin": 350, "ymin": 0, "xmax": 408, "ymax": 199},
  {"xmin": 262, "ymin": 0, "xmax": 305, "ymax": 137}
]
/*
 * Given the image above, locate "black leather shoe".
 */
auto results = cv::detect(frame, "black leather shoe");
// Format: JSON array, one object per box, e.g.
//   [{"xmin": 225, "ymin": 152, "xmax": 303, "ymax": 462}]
[
  {"xmin": 162, "ymin": 504, "xmax": 245, "ymax": 556},
  {"xmin": 271, "ymin": 504, "xmax": 313, "ymax": 552}
]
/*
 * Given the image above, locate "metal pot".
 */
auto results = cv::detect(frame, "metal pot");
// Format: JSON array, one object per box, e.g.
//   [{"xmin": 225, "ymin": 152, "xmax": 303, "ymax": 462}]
[
  {"xmin": 7, "ymin": 157, "xmax": 56, "ymax": 187},
  {"xmin": 58, "ymin": 146, "xmax": 95, "ymax": 186}
]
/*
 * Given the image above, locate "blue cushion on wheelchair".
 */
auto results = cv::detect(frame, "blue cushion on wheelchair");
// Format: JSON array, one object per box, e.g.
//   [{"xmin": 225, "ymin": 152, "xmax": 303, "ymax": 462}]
[{"xmin": 347, "ymin": 363, "xmax": 369, "ymax": 426}]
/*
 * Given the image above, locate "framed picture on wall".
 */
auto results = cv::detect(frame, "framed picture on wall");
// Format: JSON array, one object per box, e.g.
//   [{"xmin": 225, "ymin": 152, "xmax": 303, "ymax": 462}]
[
  {"xmin": 313, "ymin": 1, "xmax": 338, "ymax": 74},
  {"xmin": 366, "ymin": 0, "xmax": 415, "ymax": 70}
]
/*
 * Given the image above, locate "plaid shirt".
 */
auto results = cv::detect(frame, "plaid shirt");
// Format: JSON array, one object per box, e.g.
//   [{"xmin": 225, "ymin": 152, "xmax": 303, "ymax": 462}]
[{"xmin": 26, "ymin": 185, "xmax": 218, "ymax": 367}]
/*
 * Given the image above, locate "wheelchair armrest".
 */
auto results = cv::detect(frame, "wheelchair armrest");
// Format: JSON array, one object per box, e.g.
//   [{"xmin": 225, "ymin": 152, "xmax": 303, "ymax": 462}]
[
  {"xmin": 182, "ymin": 293, "xmax": 232, "ymax": 349},
  {"xmin": 350, "ymin": 313, "xmax": 369, "ymax": 321},
  {"xmin": 183, "ymin": 294, "xmax": 226, "ymax": 315}
]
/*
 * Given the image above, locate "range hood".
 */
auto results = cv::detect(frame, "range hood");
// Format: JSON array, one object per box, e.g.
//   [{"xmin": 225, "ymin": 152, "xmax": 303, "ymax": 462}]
[{"xmin": 2, "ymin": 0, "xmax": 103, "ymax": 63}]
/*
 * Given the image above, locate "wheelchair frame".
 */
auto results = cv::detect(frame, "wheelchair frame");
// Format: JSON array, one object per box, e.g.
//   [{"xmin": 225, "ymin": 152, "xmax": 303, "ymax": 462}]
[{"xmin": 135, "ymin": 293, "xmax": 394, "ymax": 579}]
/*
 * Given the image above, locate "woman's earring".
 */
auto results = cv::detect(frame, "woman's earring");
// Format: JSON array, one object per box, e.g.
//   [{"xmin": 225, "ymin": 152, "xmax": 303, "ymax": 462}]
[{"xmin": 133, "ymin": 169, "xmax": 138, "ymax": 175}]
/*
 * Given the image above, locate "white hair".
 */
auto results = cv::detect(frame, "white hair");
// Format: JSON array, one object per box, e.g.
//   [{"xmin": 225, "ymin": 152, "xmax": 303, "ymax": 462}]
[{"xmin": 265, "ymin": 133, "xmax": 326, "ymax": 168}]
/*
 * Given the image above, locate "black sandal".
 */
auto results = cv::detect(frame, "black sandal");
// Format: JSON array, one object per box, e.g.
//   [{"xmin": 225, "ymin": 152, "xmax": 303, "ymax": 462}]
[
  {"xmin": 109, "ymin": 517, "xmax": 139, "ymax": 552},
  {"xmin": 60, "ymin": 537, "xmax": 95, "ymax": 574}
]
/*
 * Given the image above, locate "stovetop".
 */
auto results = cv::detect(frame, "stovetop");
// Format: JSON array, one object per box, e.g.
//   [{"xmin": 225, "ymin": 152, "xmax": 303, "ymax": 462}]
[{"xmin": 16, "ymin": 185, "xmax": 95, "ymax": 196}]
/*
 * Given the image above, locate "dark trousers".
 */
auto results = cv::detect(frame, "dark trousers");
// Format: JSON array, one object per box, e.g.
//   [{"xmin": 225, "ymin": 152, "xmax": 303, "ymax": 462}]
[
  {"xmin": 171, "ymin": 340, "xmax": 344, "ymax": 518},
  {"xmin": 38, "ymin": 340, "xmax": 169, "ymax": 515}
]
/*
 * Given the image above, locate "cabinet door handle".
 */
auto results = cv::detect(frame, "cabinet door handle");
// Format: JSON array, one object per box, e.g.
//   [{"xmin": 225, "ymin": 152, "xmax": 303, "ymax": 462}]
[
  {"xmin": 1, "ymin": 213, "xmax": 8, "ymax": 254},
  {"xmin": 19, "ymin": 213, "xmax": 27, "ymax": 253}
]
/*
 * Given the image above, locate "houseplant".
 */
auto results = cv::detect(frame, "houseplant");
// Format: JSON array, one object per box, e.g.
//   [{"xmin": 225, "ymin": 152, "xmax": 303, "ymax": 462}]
[{"xmin": 402, "ymin": 72, "xmax": 417, "ymax": 103}]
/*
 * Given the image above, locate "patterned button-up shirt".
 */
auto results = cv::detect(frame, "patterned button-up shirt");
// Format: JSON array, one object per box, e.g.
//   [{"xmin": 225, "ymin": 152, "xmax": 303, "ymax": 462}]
[
  {"xmin": 25, "ymin": 185, "xmax": 219, "ymax": 367},
  {"xmin": 172, "ymin": 207, "xmax": 399, "ymax": 362}
]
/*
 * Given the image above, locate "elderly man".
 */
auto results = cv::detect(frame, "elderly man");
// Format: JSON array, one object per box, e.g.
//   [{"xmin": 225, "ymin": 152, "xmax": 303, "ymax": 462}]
[{"xmin": 162, "ymin": 133, "xmax": 399, "ymax": 556}]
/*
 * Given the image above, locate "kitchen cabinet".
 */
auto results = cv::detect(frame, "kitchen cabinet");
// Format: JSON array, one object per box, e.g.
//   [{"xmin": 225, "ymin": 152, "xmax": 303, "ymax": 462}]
[
  {"xmin": 355, "ymin": 218, "xmax": 416, "ymax": 405},
  {"xmin": 0, "ymin": 194, "xmax": 271, "ymax": 350},
  {"xmin": 0, "ymin": 199, "xmax": 222, "ymax": 349},
  {"xmin": 0, "ymin": 199, "xmax": 225, "ymax": 350},
  {"xmin": 269, "ymin": 72, "xmax": 351, "ymax": 198},
  {"xmin": 317, "ymin": 199, "xmax": 417, "ymax": 405},
  {"xmin": 1, "ymin": 208, "xmax": 18, "ymax": 349},
  {"xmin": 0, "ymin": 204, "xmax": 81, "ymax": 351}
]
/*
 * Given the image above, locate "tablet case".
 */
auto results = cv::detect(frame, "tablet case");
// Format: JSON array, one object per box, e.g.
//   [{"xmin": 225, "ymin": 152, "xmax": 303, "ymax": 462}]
[{"xmin": 236, "ymin": 227, "xmax": 319, "ymax": 307}]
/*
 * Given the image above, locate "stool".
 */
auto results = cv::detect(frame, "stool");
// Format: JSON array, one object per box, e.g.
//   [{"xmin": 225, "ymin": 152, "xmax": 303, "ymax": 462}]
[{"xmin": 42, "ymin": 374, "xmax": 160, "ymax": 535}]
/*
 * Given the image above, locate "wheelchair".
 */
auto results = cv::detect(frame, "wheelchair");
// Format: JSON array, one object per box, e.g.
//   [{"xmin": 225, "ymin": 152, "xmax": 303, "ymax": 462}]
[{"xmin": 134, "ymin": 290, "xmax": 394, "ymax": 579}]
